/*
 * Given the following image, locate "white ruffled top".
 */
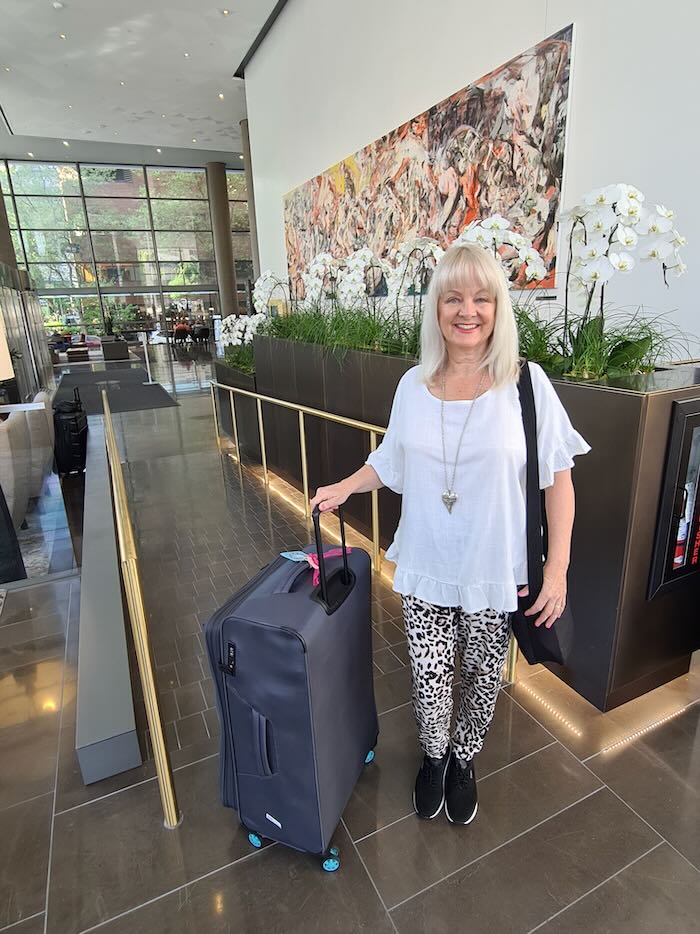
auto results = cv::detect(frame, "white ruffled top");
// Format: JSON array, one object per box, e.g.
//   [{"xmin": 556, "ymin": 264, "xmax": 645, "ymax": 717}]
[{"xmin": 365, "ymin": 363, "xmax": 590, "ymax": 612}]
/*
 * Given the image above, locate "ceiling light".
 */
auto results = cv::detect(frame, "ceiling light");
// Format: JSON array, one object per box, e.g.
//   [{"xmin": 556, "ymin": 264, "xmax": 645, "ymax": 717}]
[
  {"xmin": 3, "ymin": 66, "xmax": 10, "ymax": 72},
  {"xmin": 218, "ymin": 93, "xmax": 224, "ymax": 100},
  {"xmin": 222, "ymin": 9, "xmax": 231, "ymax": 15},
  {"xmin": 120, "ymin": 81, "xmax": 125, "ymax": 86},
  {"xmin": 239, "ymin": 154, "xmax": 244, "ymax": 160},
  {"xmin": 27, "ymin": 152, "xmax": 34, "ymax": 157},
  {"xmin": 183, "ymin": 51, "xmax": 190, "ymax": 58},
  {"xmin": 59, "ymin": 33, "xmax": 67, "ymax": 39},
  {"xmin": 62, "ymin": 140, "xmax": 69, "ymax": 146},
  {"xmin": 67, "ymin": 104, "xmax": 72, "ymax": 109},
  {"xmin": 192, "ymin": 138, "xmax": 197, "ymax": 143},
  {"xmin": 161, "ymin": 113, "xmax": 166, "ymax": 118},
  {"xmin": 156, "ymin": 148, "xmax": 162, "ymax": 153},
  {"xmin": 52, "ymin": 1, "xmax": 65, "ymax": 8}
]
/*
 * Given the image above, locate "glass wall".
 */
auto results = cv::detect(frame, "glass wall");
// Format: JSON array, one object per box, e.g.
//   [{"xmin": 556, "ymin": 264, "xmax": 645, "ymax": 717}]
[{"xmin": 0, "ymin": 161, "xmax": 255, "ymax": 334}]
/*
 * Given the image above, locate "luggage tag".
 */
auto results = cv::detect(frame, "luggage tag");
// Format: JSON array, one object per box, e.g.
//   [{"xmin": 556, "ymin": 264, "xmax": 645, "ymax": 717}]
[{"xmin": 281, "ymin": 549, "xmax": 352, "ymax": 587}]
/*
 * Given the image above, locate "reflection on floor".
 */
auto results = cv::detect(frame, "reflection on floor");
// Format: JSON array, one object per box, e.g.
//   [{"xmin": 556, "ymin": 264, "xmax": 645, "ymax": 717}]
[
  {"xmin": 1, "ymin": 391, "xmax": 698, "ymax": 933},
  {"xmin": 15, "ymin": 472, "xmax": 76, "ymax": 581}
]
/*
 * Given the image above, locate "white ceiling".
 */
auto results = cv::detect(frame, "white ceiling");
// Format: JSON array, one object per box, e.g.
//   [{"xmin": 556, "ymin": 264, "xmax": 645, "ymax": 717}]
[{"xmin": 0, "ymin": 0, "xmax": 276, "ymax": 157}]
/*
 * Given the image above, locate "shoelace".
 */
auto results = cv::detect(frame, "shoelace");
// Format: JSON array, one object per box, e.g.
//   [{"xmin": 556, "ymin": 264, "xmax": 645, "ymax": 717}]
[
  {"xmin": 454, "ymin": 762, "xmax": 474, "ymax": 788},
  {"xmin": 422, "ymin": 758, "xmax": 445, "ymax": 788}
]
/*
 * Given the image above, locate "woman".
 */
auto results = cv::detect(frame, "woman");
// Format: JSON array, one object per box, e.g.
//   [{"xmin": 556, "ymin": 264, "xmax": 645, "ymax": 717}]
[{"xmin": 310, "ymin": 243, "xmax": 589, "ymax": 826}]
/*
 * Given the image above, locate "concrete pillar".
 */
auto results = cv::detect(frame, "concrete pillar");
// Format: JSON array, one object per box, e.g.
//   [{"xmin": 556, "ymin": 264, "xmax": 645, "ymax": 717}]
[
  {"xmin": 0, "ymin": 190, "xmax": 18, "ymax": 271},
  {"xmin": 206, "ymin": 162, "xmax": 239, "ymax": 317},
  {"xmin": 240, "ymin": 119, "xmax": 261, "ymax": 279}
]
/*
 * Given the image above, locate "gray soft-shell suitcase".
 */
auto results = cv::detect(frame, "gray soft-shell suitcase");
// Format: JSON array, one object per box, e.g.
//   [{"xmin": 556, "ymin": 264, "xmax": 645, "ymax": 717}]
[{"xmin": 204, "ymin": 507, "xmax": 378, "ymax": 871}]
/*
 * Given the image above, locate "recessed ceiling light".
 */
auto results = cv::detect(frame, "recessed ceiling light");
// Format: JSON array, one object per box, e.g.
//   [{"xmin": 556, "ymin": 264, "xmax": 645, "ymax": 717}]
[
  {"xmin": 59, "ymin": 33, "xmax": 67, "ymax": 39},
  {"xmin": 192, "ymin": 138, "xmax": 197, "ymax": 143},
  {"xmin": 113, "ymin": 131, "xmax": 118, "ymax": 136},
  {"xmin": 218, "ymin": 93, "xmax": 224, "ymax": 100},
  {"xmin": 3, "ymin": 66, "xmax": 10, "ymax": 72},
  {"xmin": 52, "ymin": 1, "xmax": 65, "ymax": 8},
  {"xmin": 62, "ymin": 140, "xmax": 70, "ymax": 146},
  {"xmin": 183, "ymin": 51, "xmax": 190, "ymax": 58},
  {"xmin": 27, "ymin": 152, "xmax": 34, "ymax": 158},
  {"xmin": 161, "ymin": 113, "xmax": 166, "ymax": 118},
  {"xmin": 156, "ymin": 148, "xmax": 162, "ymax": 153},
  {"xmin": 120, "ymin": 81, "xmax": 125, "ymax": 86},
  {"xmin": 239, "ymin": 154, "xmax": 244, "ymax": 160},
  {"xmin": 222, "ymin": 8, "xmax": 231, "ymax": 14},
  {"xmin": 67, "ymin": 104, "xmax": 72, "ymax": 109}
]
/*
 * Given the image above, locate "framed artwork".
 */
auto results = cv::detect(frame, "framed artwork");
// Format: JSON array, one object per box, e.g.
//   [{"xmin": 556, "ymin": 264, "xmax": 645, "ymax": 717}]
[{"xmin": 284, "ymin": 25, "xmax": 574, "ymax": 289}]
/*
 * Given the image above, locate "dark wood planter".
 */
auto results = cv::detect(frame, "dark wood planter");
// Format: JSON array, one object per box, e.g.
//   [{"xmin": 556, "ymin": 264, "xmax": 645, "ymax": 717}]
[
  {"xmin": 213, "ymin": 360, "xmax": 261, "ymax": 462},
  {"xmin": 253, "ymin": 336, "xmax": 414, "ymax": 547},
  {"xmin": 550, "ymin": 369, "xmax": 700, "ymax": 710}
]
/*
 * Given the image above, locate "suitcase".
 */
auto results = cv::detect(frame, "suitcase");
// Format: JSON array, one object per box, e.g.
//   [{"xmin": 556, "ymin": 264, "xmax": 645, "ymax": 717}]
[
  {"xmin": 53, "ymin": 387, "xmax": 88, "ymax": 475},
  {"xmin": 204, "ymin": 506, "xmax": 378, "ymax": 872}
]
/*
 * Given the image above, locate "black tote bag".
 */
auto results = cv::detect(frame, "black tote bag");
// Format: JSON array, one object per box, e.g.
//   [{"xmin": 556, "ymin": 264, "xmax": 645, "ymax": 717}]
[{"xmin": 511, "ymin": 361, "xmax": 574, "ymax": 666}]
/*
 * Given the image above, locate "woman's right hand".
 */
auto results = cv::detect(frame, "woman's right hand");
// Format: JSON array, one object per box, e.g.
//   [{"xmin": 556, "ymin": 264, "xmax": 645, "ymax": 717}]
[{"xmin": 310, "ymin": 481, "xmax": 352, "ymax": 513}]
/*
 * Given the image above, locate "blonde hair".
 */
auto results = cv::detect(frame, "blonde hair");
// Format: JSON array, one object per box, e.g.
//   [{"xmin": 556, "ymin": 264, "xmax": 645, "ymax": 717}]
[{"xmin": 419, "ymin": 243, "xmax": 520, "ymax": 389}]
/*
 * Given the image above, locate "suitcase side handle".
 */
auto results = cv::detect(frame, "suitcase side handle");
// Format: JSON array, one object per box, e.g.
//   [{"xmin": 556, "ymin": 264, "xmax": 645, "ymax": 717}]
[{"xmin": 311, "ymin": 505, "xmax": 350, "ymax": 607}]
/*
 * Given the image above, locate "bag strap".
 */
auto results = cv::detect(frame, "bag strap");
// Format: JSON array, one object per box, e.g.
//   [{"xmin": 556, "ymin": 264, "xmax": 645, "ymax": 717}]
[{"xmin": 517, "ymin": 360, "xmax": 545, "ymax": 598}]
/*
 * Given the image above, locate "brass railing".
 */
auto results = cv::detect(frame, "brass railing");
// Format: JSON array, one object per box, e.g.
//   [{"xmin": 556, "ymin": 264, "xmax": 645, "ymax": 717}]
[
  {"xmin": 101, "ymin": 391, "xmax": 181, "ymax": 828},
  {"xmin": 209, "ymin": 379, "xmax": 519, "ymax": 682}
]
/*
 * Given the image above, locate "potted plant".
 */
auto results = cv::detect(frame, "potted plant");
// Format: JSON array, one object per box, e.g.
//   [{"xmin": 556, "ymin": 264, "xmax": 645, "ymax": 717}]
[{"xmin": 214, "ymin": 313, "xmax": 266, "ymax": 460}]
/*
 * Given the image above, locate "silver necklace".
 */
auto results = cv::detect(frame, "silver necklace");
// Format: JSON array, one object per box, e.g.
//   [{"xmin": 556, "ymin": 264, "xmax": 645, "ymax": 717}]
[{"xmin": 440, "ymin": 368, "xmax": 487, "ymax": 513}]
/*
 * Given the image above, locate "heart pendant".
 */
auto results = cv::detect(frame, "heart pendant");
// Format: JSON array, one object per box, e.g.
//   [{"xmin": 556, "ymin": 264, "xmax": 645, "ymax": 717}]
[{"xmin": 442, "ymin": 491, "xmax": 458, "ymax": 513}]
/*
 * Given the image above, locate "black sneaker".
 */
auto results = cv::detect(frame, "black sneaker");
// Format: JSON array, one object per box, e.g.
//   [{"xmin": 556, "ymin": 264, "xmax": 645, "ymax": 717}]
[
  {"xmin": 413, "ymin": 748, "xmax": 450, "ymax": 819},
  {"xmin": 445, "ymin": 753, "xmax": 478, "ymax": 825}
]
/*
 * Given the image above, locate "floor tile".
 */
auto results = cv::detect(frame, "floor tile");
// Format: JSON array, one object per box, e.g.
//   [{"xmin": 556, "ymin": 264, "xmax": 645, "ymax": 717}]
[
  {"xmin": 46, "ymin": 756, "xmax": 251, "ymax": 933},
  {"xmin": 373, "ymin": 647, "xmax": 405, "ymax": 674},
  {"xmin": 175, "ymin": 712, "xmax": 209, "ymax": 748},
  {"xmin": 358, "ymin": 742, "xmax": 600, "ymax": 908},
  {"xmin": 93, "ymin": 822, "xmax": 394, "ymax": 934},
  {"xmin": 0, "ymin": 633, "xmax": 65, "ymax": 674},
  {"xmin": 173, "ymin": 682, "xmax": 206, "ymax": 718},
  {"xmin": 536, "ymin": 843, "xmax": 700, "ymax": 933},
  {"xmin": 391, "ymin": 789, "xmax": 660, "ymax": 934},
  {"xmin": 0, "ymin": 710, "xmax": 60, "ymax": 810},
  {"xmin": 0, "ymin": 793, "xmax": 53, "ymax": 929},
  {"xmin": 586, "ymin": 702, "xmax": 700, "ymax": 869},
  {"xmin": 373, "ymin": 666, "xmax": 413, "ymax": 715},
  {"xmin": 0, "ymin": 613, "xmax": 67, "ymax": 650},
  {"xmin": 0, "ymin": 580, "xmax": 71, "ymax": 626},
  {"xmin": 1, "ymin": 912, "xmax": 46, "ymax": 933}
]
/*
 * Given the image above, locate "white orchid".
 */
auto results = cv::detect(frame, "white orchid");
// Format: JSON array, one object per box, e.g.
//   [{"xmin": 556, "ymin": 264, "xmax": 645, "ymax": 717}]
[
  {"xmin": 579, "ymin": 256, "xmax": 615, "ymax": 284},
  {"xmin": 618, "ymin": 183, "xmax": 644, "ymax": 203},
  {"xmin": 462, "ymin": 225, "xmax": 495, "ymax": 247},
  {"xmin": 481, "ymin": 213, "xmax": 511, "ymax": 230},
  {"xmin": 670, "ymin": 230, "xmax": 687, "ymax": 248},
  {"xmin": 616, "ymin": 198, "xmax": 644, "ymax": 223},
  {"xmin": 583, "ymin": 184, "xmax": 621, "ymax": 207},
  {"xmin": 609, "ymin": 252, "xmax": 636, "ymax": 272},
  {"xmin": 615, "ymin": 226, "xmax": 639, "ymax": 249},
  {"xmin": 574, "ymin": 237, "xmax": 608, "ymax": 261},
  {"xmin": 656, "ymin": 204, "xmax": 674, "ymax": 220},
  {"xmin": 505, "ymin": 231, "xmax": 527, "ymax": 250},
  {"xmin": 587, "ymin": 205, "xmax": 617, "ymax": 235},
  {"xmin": 641, "ymin": 239, "xmax": 674, "ymax": 262},
  {"xmin": 637, "ymin": 213, "xmax": 673, "ymax": 236}
]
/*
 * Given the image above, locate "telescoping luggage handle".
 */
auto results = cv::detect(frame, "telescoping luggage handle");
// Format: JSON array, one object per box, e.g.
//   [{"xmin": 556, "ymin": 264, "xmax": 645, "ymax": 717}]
[{"xmin": 312, "ymin": 505, "xmax": 353, "ymax": 613}]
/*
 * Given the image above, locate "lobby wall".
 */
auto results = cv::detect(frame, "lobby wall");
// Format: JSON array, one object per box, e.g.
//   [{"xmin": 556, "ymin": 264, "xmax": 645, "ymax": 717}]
[{"xmin": 245, "ymin": 0, "xmax": 700, "ymax": 354}]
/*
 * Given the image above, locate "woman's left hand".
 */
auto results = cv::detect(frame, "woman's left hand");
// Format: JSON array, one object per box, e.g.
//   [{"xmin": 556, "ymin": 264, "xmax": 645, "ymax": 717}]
[{"xmin": 517, "ymin": 565, "xmax": 568, "ymax": 629}]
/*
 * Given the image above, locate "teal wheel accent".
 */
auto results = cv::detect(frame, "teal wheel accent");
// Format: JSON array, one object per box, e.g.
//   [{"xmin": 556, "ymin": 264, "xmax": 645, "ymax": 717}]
[
  {"xmin": 248, "ymin": 832, "xmax": 263, "ymax": 849},
  {"xmin": 365, "ymin": 749, "xmax": 375, "ymax": 764},
  {"xmin": 329, "ymin": 846, "xmax": 340, "ymax": 857},
  {"xmin": 322, "ymin": 856, "xmax": 341, "ymax": 872}
]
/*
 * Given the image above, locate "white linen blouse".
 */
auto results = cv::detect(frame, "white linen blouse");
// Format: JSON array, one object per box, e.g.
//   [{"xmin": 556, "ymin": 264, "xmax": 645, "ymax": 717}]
[{"xmin": 365, "ymin": 363, "xmax": 590, "ymax": 613}]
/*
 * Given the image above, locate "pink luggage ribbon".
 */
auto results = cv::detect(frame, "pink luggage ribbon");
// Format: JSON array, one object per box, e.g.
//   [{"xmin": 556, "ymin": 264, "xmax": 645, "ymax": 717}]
[{"xmin": 307, "ymin": 549, "xmax": 351, "ymax": 586}]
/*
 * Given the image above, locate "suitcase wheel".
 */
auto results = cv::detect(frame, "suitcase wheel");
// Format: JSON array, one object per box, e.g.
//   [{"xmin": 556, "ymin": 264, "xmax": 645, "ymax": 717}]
[
  {"xmin": 365, "ymin": 749, "xmax": 376, "ymax": 765},
  {"xmin": 247, "ymin": 832, "xmax": 263, "ymax": 849},
  {"xmin": 321, "ymin": 847, "xmax": 341, "ymax": 872}
]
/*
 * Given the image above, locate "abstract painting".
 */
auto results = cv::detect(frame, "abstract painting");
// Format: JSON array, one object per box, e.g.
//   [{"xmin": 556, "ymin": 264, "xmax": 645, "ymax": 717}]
[{"xmin": 283, "ymin": 25, "xmax": 573, "ymax": 289}]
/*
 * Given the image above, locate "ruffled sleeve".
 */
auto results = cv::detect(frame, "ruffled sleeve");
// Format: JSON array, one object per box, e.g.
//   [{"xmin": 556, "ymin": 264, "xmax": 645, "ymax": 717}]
[
  {"xmin": 529, "ymin": 363, "xmax": 591, "ymax": 489},
  {"xmin": 365, "ymin": 370, "xmax": 408, "ymax": 494}
]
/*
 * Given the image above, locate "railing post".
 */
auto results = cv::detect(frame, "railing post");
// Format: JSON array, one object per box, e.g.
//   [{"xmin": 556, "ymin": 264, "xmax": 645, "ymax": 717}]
[
  {"xmin": 256, "ymin": 397, "xmax": 268, "ymax": 486},
  {"xmin": 210, "ymin": 383, "xmax": 220, "ymax": 444},
  {"xmin": 299, "ymin": 410, "xmax": 310, "ymax": 518},
  {"xmin": 369, "ymin": 431, "xmax": 381, "ymax": 573},
  {"xmin": 229, "ymin": 389, "xmax": 241, "ymax": 462}
]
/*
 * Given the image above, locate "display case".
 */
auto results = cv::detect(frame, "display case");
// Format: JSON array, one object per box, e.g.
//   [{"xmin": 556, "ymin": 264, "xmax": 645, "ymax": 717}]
[{"xmin": 648, "ymin": 399, "xmax": 700, "ymax": 598}]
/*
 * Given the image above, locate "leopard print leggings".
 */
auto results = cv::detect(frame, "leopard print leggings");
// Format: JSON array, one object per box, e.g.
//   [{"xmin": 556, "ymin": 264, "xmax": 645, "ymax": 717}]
[{"xmin": 402, "ymin": 595, "xmax": 511, "ymax": 760}]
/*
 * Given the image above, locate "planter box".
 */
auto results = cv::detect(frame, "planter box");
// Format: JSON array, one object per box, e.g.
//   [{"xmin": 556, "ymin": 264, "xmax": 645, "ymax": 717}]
[
  {"xmin": 251, "ymin": 337, "xmax": 700, "ymax": 710},
  {"xmin": 550, "ymin": 368, "xmax": 700, "ymax": 710},
  {"xmin": 253, "ymin": 335, "xmax": 414, "ymax": 546},
  {"xmin": 213, "ymin": 360, "xmax": 261, "ymax": 462}
]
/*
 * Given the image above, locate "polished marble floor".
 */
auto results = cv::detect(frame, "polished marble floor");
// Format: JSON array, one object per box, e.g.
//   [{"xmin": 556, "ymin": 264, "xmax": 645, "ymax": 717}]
[{"xmin": 1, "ymin": 391, "xmax": 699, "ymax": 933}]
